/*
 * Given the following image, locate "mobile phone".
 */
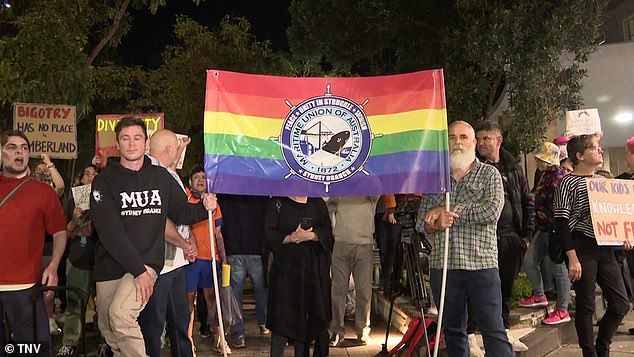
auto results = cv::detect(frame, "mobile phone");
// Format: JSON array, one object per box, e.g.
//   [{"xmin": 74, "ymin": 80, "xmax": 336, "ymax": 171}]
[{"xmin": 300, "ymin": 217, "xmax": 313, "ymax": 230}]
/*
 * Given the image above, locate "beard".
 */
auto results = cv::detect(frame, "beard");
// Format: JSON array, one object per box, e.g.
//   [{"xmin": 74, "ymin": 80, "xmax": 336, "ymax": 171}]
[{"xmin": 450, "ymin": 148, "xmax": 476, "ymax": 172}]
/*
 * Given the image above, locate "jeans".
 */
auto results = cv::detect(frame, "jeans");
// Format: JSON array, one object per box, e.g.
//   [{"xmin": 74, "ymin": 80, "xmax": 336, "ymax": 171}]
[
  {"xmin": 0, "ymin": 285, "xmax": 50, "ymax": 357},
  {"xmin": 227, "ymin": 255, "xmax": 268, "ymax": 338},
  {"xmin": 138, "ymin": 268, "xmax": 193, "ymax": 357},
  {"xmin": 571, "ymin": 236, "xmax": 629, "ymax": 357},
  {"xmin": 523, "ymin": 230, "xmax": 571, "ymax": 310},
  {"xmin": 498, "ymin": 231, "xmax": 527, "ymax": 328},
  {"xmin": 430, "ymin": 268, "xmax": 513, "ymax": 357}
]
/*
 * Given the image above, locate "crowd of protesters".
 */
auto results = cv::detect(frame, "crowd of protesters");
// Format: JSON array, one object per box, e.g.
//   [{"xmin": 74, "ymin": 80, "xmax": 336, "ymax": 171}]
[{"xmin": 2, "ymin": 117, "xmax": 634, "ymax": 357}]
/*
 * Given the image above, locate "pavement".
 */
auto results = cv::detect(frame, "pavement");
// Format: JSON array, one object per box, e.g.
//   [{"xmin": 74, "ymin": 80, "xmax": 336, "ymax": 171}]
[{"xmin": 184, "ymin": 305, "xmax": 403, "ymax": 356}]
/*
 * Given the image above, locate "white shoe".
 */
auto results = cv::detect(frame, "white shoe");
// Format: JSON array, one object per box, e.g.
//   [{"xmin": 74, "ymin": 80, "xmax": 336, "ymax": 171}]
[
  {"xmin": 506, "ymin": 329, "xmax": 528, "ymax": 352},
  {"xmin": 467, "ymin": 334, "xmax": 484, "ymax": 357},
  {"xmin": 214, "ymin": 337, "xmax": 232, "ymax": 355}
]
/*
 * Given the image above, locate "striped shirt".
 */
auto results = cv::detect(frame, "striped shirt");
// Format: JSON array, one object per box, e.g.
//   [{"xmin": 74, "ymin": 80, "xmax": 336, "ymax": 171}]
[
  {"xmin": 416, "ymin": 160, "xmax": 504, "ymax": 270},
  {"xmin": 553, "ymin": 174, "xmax": 597, "ymax": 239}
]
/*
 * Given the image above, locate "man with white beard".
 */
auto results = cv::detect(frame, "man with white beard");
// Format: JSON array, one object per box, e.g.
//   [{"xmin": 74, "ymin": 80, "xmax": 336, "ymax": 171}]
[{"xmin": 416, "ymin": 121, "xmax": 513, "ymax": 357}]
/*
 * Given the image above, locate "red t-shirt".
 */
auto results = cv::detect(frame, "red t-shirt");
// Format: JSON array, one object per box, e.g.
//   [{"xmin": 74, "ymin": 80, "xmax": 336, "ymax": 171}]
[{"xmin": 0, "ymin": 175, "xmax": 66, "ymax": 284}]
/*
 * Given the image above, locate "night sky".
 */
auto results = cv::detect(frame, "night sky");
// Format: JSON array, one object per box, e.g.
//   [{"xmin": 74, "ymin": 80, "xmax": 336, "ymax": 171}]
[{"xmin": 118, "ymin": 0, "xmax": 291, "ymax": 68}]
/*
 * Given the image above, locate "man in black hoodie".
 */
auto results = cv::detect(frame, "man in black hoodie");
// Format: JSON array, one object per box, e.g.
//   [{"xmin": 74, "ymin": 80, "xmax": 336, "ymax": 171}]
[
  {"xmin": 90, "ymin": 118, "xmax": 216, "ymax": 357},
  {"xmin": 474, "ymin": 121, "xmax": 535, "ymax": 352}
]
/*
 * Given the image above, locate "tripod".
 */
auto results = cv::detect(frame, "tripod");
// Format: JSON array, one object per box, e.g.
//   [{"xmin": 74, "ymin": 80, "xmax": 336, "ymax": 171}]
[{"xmin": 378, "ymin": 196, "xmax": 433, "ymax": 356}]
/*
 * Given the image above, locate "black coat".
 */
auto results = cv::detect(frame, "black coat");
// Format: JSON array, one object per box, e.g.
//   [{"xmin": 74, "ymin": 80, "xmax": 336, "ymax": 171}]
[
  {"xmin": 264, "ymin": 197, "xmax": 333, "ymax": 343},
  {"xmin": 480, "ymin": 149, "xmax": 536, "ymax": 239}
]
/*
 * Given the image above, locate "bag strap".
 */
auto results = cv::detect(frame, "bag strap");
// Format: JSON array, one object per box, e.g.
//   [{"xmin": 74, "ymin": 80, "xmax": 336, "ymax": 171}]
[{"xmin": 0, "ymin": 178, "xmax": 32, "ymax": 209}]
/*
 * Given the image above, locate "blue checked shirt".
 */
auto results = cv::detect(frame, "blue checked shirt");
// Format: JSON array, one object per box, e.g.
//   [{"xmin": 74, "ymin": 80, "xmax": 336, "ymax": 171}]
[{"xmin": 416, "ymin": 160, "xmax": 504, "ymax": 270}]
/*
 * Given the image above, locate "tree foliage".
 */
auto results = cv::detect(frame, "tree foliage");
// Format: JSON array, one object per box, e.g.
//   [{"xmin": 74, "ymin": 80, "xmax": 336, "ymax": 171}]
[
  {"xmin": 127, "ymin": 16, "xmax": 286, "ymax": 170},
  {"xmin": 287, "ymin": 0, "xmax": 608, "ymax": 154}
]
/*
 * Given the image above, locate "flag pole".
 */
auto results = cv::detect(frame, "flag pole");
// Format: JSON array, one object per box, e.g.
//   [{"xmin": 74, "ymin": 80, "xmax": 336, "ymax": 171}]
[
  {"xmin": 432, "ymin": 192, "xmax": 450, "ymax": 357},
  {"xmin": 208, "ymin": 208, "xmax": 227, "ymax": 357}
]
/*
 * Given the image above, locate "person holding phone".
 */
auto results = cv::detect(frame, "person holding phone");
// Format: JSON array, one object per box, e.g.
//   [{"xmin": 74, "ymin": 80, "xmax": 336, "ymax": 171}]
[{"xmin": 264, "ymin": 196, "xmax": 333, "ymax": 357}]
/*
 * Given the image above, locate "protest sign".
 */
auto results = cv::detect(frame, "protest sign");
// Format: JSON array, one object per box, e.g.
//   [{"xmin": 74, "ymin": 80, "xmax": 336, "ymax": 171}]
[
  {"xmin": 72, "ymin": 184, "xmax": 91, "ymax": 211},
  {"xmin": 95, "ymin": 113, "xmax": 164, "ymax": 162},
  {"xmin": 566, "ymin": 108, "xmax": 601, "ymax": 136},
  {"xmin": 13, "ymin": 103, "xmax": 77, "ymax": 159},
  {"xmin": 587, "ymin": 178, "xmax": 634, "ymax": 246},
  {"xmin": 175, "ymin": 134, "xmax": 188, "ymax": 170}
]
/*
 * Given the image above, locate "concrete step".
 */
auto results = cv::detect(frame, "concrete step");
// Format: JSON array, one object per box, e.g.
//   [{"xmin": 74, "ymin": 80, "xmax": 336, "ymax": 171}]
[{"xmin": 372, "ymin": 289, "xmax": 578, "ymax": 356}]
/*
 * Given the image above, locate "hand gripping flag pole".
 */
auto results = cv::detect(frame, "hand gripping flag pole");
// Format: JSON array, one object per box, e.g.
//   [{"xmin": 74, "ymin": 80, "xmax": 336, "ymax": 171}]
[
  {"xmin": 207, "ymin": 203, "xmax": 228, "ymax": 357},
  {"xmin": 432, "ymin": 192, "xmax": 450, "ymax": 357}
]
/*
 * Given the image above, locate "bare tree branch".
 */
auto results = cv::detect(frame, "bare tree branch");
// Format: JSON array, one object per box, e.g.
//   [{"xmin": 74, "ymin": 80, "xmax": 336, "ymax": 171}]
[{"xmin": 82, "ymin": 0, "xmax": 131, "ymax": 73}]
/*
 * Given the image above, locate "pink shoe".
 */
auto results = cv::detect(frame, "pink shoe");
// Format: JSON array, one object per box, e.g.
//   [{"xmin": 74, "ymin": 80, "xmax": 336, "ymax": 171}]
[
  {"xmin": 518, "ymin": 293, "xmax": 548, "ymax": 308},
  {"xmin": 542, "ymin": 309, "xmax": 571, "ymax": 325}
]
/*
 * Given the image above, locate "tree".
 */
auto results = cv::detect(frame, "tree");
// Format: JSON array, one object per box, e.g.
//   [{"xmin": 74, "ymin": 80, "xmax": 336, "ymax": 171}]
[
  {"xmin": 0, "ymin": 0, "xmax": 200, "ymax": 130},
  {"xmin": 128, "ymin": 16, "xmax": 287, "ymax": 170},
  {"xmin": 287, "ymin": 0, "xmax": 608, "ymax": 154}
]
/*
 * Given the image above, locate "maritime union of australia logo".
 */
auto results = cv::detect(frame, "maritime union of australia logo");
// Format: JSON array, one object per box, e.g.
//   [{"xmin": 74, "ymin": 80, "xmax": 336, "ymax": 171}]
[{"xmin": 276, "ymin": 84, "xmax": 378, "ymax": 193}]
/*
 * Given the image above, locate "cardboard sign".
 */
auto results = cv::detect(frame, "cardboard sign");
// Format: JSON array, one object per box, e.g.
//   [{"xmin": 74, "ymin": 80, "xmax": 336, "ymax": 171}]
[
  {"xmin": 95, "ymin": 113, "xmax": 164, "ymax": 163},
  {"xmin": 175, "ymin": 134, "xmax": 188, "ymax": 170},
  {"xmin": 72, "ymin": 184, "xmax": 91, "ymax": 211},
  {"xmin": 587, "ymin": 178, "xmax": 634, "ymax": 246},
  {"xmin": 13, "ymin": 103, "xmax": 77, "ymax": 159},
  {"xmin": 565, "ymin": 108, "xmax": 601, "ymax": 136}
]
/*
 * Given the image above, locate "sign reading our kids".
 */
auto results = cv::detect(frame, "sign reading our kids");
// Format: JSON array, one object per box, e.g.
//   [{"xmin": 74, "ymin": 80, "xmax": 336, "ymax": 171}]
[
  {"xmin": 13, "ymin": 103, "xmax": 77, "ymax": 159},
  {"xmin": 95, "ymin": 113, "xmax": 164, "ymax": 161},
  {"xmin": 587, "ymin": 178, "xmax": 634, "ymax": 246}
]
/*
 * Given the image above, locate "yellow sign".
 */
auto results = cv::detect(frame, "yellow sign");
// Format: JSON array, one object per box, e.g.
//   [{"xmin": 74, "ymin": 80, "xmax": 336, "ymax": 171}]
[
  {"xmin": 587, "ymin": 178, "xmax": 634, "ymax": 246},
  {"xmin": 13, "ymin": 103, "xmax": 77, "ymax": 159},
  {"xmin": 95, "ymin": 113, "xmax": 164, "ymax": 162}
]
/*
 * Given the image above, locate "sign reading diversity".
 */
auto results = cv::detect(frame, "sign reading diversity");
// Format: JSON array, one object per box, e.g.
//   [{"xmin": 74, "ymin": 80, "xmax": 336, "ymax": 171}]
[
  {"xmin": 95, "ymin": 113, "xmax": 164, "ymax": 161},
  {"xmin": 13, "ymin": 103, "xmax": 77, "ymax": 159},
  {"xmin": 587, "ymin": 178, "xmax": 634, "ymax": 246},
  {"xmin": 203, "ymin": 69, "xmax": 450, "ymax": 197}
]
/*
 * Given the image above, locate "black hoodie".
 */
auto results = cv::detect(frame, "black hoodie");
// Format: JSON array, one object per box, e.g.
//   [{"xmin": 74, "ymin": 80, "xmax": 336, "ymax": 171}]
[{"xmin": 90, "ymin": 156, "xmax": 208, "ymax": 282}]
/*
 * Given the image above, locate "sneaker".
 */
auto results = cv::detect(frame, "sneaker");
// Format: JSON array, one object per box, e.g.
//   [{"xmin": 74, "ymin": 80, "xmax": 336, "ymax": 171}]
[
  {"xmin": 467, "ymin": 334, "xmax": 484, "ymax": 357},
  {"xmin": 258, "ymin": 325, "xmax": 270, "ymax": 336},
  {"xmin": 329, "ymin": 333, "xmax": 343, "ymax": 347},
  {"xmin": 199, "ymin": 328, "xmax": 211, "ymax": 338},
  {"xmin": 49, "ymin": 318, "xmax": 62, "ymax": 335},
  {"xmin": 214, "ymin": 338, "xmax": 232, "ymax": 355},
  {"xmin": 543, "ymin": 309, "xmax": 571, "ymax": 325},
  {"xmin": 56, "ymin": 345, "xmax": 77, "ymax": 357},
  {"xmin": 518, "ymin": 293, "xmax": 548, "ymax": 308},
  {"xmin": 232, "ymin": 335, "xmax": 246, "ymax": 349}
]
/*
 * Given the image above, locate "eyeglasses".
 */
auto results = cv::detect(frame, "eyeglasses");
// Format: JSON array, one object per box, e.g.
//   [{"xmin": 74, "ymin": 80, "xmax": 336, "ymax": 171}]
[{"xmin": 585, "ymin": 144, "xmax": 602, "ymax": 152}]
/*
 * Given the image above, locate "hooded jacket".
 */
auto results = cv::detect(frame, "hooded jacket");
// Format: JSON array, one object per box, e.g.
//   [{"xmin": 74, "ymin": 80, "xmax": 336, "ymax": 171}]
[{"xmin": 90, "ymin": 156, "xmax": 208, "ymax": 282}]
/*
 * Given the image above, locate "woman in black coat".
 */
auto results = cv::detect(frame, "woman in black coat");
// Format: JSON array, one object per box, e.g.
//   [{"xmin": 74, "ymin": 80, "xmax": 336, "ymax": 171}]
[{"xmin": 264, "ymin": 196, "xmax": 333, "ymax": 357}]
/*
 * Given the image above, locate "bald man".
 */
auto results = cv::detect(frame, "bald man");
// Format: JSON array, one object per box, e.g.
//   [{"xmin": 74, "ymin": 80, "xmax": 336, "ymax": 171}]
[{"xmin": 138, "ymin": 129, "xmax": 199, "ymax": 357}]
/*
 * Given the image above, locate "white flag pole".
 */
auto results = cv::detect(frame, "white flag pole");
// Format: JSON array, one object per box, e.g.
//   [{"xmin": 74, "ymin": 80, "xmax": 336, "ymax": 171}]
[
  {"xmin": 432, "ymin": 192, "xmax": 450, "ymax": 357},
  {"xmin": 208, "ymin": 209, "xmax": 227, "ymax": 357}
]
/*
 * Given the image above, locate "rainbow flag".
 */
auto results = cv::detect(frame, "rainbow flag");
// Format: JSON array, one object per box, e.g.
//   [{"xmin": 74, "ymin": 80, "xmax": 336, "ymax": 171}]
[{"xmin": 204, "ymin": 69, "xmax": 450, "ymax": 196}]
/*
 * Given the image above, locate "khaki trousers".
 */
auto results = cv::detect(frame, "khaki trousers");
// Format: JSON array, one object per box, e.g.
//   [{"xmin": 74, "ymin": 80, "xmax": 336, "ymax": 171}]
[{"xmin": 96, "ymin": 267, "xmax": 157, "ymax": 357}]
